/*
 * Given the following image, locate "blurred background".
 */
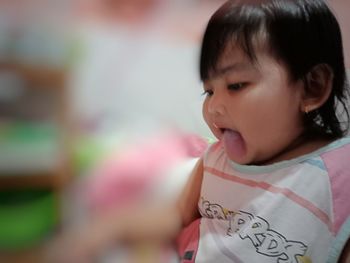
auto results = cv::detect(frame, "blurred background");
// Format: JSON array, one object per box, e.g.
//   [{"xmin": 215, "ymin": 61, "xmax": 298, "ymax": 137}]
[{"xmin": 0, "ymin": 0, "xmax": 349, "ymax": 262}]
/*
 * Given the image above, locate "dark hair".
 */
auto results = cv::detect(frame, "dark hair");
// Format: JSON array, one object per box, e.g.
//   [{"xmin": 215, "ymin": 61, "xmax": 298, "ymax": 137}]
[{"xmin": 200, "ymin": 0, "xmax": 349, "ymax": 138}]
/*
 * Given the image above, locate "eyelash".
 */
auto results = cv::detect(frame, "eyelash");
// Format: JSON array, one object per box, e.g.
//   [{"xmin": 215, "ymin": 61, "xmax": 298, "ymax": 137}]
[
  {"xmin": 227, "ymin": 83, "xmax": 245, "ymax": 91},
  {"xmin": 202, "ymin": 83, "xmax": 246, "ymax": 97},
  {"xmin": 202, "ymin": 90, "xmax": 213, "ymax": 97}
]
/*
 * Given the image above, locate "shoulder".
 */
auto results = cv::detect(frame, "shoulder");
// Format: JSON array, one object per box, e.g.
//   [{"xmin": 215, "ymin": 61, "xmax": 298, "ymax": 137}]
[
  {"xmin": 320, "ymin": 137, "xmax": 350, "ymax": 199},
  {"xmin": 320, "ymin": 137, "xmax": 350, "ymax": 167},
  {"xmin": 320, "ymin": 137, "xmax": 350, "ymax": 262}
]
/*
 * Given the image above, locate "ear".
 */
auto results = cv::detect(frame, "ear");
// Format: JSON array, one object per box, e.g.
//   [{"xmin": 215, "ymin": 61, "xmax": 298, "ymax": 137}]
[{"xmin": 301, "ymin": 64, "xmax": 333, "ymax": 113}]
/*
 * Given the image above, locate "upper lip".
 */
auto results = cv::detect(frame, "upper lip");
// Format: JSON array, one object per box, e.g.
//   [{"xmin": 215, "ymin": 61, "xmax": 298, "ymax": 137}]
[{"xmin": 213, "ymin": 122, "xmax": 234, "ymax": 134}]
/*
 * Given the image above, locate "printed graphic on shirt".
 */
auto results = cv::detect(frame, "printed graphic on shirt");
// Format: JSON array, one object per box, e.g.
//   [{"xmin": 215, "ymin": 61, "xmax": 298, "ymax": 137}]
[{"xmin": 199, "ymin": 198, "xmax": 309, "ymax": 263}]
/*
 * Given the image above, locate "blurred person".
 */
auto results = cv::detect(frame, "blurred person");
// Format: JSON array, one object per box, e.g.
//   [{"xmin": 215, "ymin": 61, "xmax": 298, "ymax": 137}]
[{"xmin": 48, "ymin": 0, "xmax": 350, "ymax": 262}]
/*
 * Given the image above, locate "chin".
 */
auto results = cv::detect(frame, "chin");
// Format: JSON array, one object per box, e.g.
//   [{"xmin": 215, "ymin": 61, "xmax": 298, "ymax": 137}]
[{"xmin": 225, "ymin": 150, "xmax": 252, "ymax": 165}]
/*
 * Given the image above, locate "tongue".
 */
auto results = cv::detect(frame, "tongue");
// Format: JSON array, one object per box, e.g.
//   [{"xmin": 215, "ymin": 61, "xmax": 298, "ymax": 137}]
[{"xmin": 222, "ymin": 130, "xmax": 246, "ymax": 160}]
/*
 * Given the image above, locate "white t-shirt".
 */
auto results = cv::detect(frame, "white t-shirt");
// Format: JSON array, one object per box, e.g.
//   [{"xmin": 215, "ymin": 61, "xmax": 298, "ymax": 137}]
[{"xmin": 178, "ymin": 137, "xmax": 350, "ymax": 263}]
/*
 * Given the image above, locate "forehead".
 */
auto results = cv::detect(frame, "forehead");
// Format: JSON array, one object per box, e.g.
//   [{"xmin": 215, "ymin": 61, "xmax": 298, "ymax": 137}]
[
  {"xmin": 220, "ymin": 44, "xmax": 253, "ymax": 67},
  {"xmin": 208, "ymin": 44, "xmax": 259, "ymax": 79},
  {"xmin": 207, "ymin": 42, "xmax": 292, "ymax": 82}
]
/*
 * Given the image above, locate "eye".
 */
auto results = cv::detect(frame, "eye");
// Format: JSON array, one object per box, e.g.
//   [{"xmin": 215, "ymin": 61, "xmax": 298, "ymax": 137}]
[
  {"xmin": 202, "ymin": 89, "xmax": 213, "ymax": 97},
  {"xmin": 227, "ymin": 83, "xmax": 245, "ymax": 91}
]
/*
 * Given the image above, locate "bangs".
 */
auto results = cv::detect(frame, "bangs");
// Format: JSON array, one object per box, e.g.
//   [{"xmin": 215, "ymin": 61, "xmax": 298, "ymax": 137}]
[
  {"xmin": 200, "ymin": 1, "xmax": 267, "ymax": 81},
  {"xmin": 199, "ymin": 0, "xmax": 349, "ymax": 138}
]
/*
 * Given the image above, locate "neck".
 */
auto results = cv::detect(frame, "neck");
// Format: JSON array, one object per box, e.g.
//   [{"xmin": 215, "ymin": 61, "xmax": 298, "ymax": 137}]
[{"xmin": 259, "ymin": 133, "xmax": 333, "ymax": 165}]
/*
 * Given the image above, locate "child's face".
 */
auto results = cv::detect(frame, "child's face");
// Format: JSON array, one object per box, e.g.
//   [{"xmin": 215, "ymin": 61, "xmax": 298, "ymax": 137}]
[{"xmin": 202, "ymin": 44, "xmax": 305, "ymax": 165}]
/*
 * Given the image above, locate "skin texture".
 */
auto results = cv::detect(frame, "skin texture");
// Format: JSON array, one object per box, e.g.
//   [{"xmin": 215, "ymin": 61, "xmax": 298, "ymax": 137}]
[{"xmin": 202, "ymin": 44, "xmax": 307, "ymax": 165}]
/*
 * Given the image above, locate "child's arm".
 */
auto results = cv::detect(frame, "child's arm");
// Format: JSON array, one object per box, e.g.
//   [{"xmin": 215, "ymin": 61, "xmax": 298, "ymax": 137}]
[
  {"xmin": 47, "ymin": 158, "xmax": 204, "ymax": 262},
  {"xmin": 177, "ymin": 157, "xmax": 204, "ymax": 227}
]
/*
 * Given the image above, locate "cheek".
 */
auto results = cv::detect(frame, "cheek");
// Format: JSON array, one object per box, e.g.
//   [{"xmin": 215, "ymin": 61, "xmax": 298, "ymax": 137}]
[
  {"xmin": 202, "ymin": 100, "xmax": 210, "ymax": 124},
  {"xmin": 238, "ymin": 90, "xmax": 302, "ymax": 137},
  {"xmin": 248, "ymin": 88, "xmax": 299, "ymax": 119},
  {"xmin": 249, "ymin": 102, "xmax": 298, "ymax": 129}
]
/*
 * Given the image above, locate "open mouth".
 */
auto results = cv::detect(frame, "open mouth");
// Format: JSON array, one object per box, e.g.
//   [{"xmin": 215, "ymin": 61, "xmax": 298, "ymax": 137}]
[
  {"xmin": 212, "ymin": 123, "xmax": 241, "ymax": 142},
  {"xmin": 218, "ymin": 127, "xmax": 234, "ymax": 135},
  {"xmin": 219, "ymin": 127, "xmax": 226, "ymax": 133},
  {"xmin": 213, "ymin": 122, "xmax": 226, "ymax": 132}
]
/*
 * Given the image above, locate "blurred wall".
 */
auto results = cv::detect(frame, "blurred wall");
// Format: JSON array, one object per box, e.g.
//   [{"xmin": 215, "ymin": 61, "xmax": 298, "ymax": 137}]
[{"xmin": 0, "ymin": 0, "xmax": 349, "ymax": 140}]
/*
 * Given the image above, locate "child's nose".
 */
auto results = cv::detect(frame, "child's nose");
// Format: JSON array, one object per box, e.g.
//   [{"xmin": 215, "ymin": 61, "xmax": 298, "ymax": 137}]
[{"xmin": 207, "ymin": 92, "xmax": 226, "ymax": 116}]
